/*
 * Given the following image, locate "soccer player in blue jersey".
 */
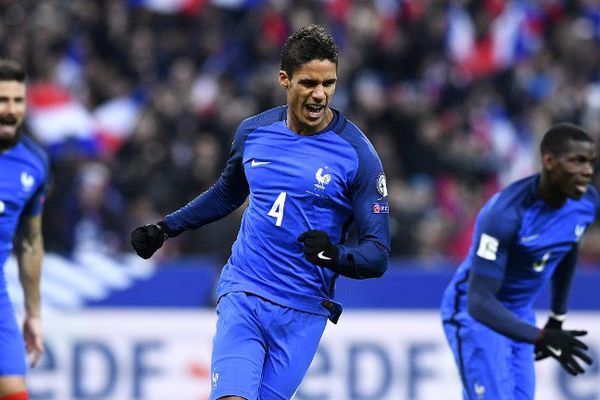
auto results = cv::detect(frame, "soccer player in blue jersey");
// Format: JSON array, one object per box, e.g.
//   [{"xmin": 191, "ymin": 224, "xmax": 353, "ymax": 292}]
[
  {"xmin": 441, "ymin": 123, "xmax": 597, "ymax": 400},
  {"xmin": 131, "ymin": 24, "xmax": 390, "ymax": 400},
  {"xmin": 0, "ymin": 60, "xmax": 49, "ymax": 400}
]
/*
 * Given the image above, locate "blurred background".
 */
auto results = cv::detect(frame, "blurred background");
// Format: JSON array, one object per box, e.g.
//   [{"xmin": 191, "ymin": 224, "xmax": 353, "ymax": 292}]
[{"xmin": 3, "ymin": 0, "xmax": 600, "ymax": 399}]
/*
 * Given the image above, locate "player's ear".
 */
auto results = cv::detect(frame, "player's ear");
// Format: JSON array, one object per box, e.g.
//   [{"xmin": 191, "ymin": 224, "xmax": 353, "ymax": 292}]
[
  {"xmin": 542, "ymin": 152, "xmax": 555, "ymax": 171},
  {"xmin": 279, "ymin": 70, "xmax": 290, "ymax": 89}
]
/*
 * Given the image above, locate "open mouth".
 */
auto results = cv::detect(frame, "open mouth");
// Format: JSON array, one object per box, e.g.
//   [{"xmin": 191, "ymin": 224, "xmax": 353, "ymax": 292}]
[
  {"xmin": 572, "ymin": 177, "xmax": 591, "ymax": 196},
  {"xmin": 575, "ymin": 182, "xmax": 589, "ymax": 195},
  {"xmin": 305, "ymin": 104, "xmax": 324, "ymax": 120},
  {"xmin": 0, "ymin": 122, "xmax": 16, "ymax": 136}
]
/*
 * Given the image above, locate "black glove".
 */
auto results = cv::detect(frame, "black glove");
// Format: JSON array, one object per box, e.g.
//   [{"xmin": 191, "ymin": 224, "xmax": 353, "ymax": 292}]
[
  {"xmin": 131, "ymin": 222, "xmax": 169, "ymax": 259},
  {"xmin": 297, "ymin": 230, "xmax": 339, "ymax": 268},
  {"xmin": 535, "ymin": 327, "xmax": 593, "ymax": 376},
  {"xmin": 535, "ymin": 317, "xmax": 563, "ymax": 361}
]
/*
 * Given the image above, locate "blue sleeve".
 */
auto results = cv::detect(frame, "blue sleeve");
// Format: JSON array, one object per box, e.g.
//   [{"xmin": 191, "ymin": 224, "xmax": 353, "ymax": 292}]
[
  {"xmin": 22, "ymin": 139, "xmax": 50, "ymax": 217},
  {"xmin": 336, "ymin": 134, "xmax": 390, "ymax": 279},
  {"xmin": 162, "ymin": 122, "xmax": 251, "ymax": 236},
  {"xmin": 550, "ymin": 245, "xmax": 578, "ymax": 316},
  {"xmin": 467, "ymin": 191, "xmax": 541, "ymax": 342},
  {"xmin": 470, "ymin": 194, "xmax": 519, "ymax": 280},
  {"xmin": 590, "ymin": 185, "xmax": 600, "ymax": 216},
  {"xmin": 468, "ymin": 272, "xmax": 541, "ymax": 343}
]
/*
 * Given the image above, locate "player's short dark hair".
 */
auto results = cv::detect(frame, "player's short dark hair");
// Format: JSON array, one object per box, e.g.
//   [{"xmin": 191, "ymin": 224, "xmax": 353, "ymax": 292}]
[
  {"xmin": 280, "ymin": 24, "xmax": 338, "ymax": 78},
  {"xmin": 0, "ymin": 59, "xmax": 25, "ymax": 82},
  {"xmin": 540, "ymin": 123, "xmax": 594, "ymax": 155}
]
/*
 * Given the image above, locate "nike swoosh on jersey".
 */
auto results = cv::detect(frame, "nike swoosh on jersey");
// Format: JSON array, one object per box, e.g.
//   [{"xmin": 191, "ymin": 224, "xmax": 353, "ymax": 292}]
[
  {"xmin": 251, "ymin": 159, "xmax": 271, "ymax": 167},
  {"xmin": 548, "ymin": 346, "xmax": 562, "ymax": 357},
  {"xmin": 317, "ymin": 251, "xmax": 331, "ymax": 261},
  {"xmin": 520, "ymin": 234, "xmax": 540, "ymax": 243}
]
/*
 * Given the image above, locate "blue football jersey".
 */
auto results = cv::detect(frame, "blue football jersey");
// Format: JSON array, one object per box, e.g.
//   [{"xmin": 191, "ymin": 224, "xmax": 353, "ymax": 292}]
[
  {"xmin": 0, "ymin": 135, "xmax": 49, "ymax": 287},
  {"xmin": 441, "ymin": 174, "xmax": 599, "ymax": 322},
  {"xmin": 164, "ymin": 106, "xmax": 390, "ymax": 321}
]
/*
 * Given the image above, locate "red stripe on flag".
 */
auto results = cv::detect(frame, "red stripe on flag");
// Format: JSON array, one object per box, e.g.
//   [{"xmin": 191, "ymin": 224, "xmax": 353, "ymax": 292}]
[{"xmin": 27, "ymin": 83, "xmax": 71, "ymax": 108}]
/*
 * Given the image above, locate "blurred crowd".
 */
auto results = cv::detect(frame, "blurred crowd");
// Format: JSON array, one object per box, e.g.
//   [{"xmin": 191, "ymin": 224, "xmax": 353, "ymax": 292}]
[{"xmin": 3, "ymin": 0, "xmax": 600, "ymax": 267}]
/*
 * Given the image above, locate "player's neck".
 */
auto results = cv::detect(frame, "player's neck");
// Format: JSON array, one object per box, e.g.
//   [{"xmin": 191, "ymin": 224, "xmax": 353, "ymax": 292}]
[
  {"xmin": 286, "ymin": 108, "xmax": 333, "ymax": 136},
  {"xmin": 0, "ymin": 130, "xmax": 21, "ymax": 153},
  {"xmin": 538, "ymin": 174, "xmax": 567, "ymax": 208}
]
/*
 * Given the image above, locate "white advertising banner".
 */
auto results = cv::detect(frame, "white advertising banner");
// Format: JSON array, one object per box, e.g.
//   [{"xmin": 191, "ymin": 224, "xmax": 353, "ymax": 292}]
[{"xmin": 26, "ymin": 310, "xmax": 600, "ymax": 400}]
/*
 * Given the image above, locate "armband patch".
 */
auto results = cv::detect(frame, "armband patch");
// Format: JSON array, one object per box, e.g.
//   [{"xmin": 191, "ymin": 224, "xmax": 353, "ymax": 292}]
[
  {"xmin": 372, "ymin": 203, "xmax": 389, "ymax": 214},
  {"xmin": 376, "ymin": 173, "xmax": 387, "ymax": 198},
  {"xmin": 477, "ymin": 233, "xmax": 499, "ymax": 261}
]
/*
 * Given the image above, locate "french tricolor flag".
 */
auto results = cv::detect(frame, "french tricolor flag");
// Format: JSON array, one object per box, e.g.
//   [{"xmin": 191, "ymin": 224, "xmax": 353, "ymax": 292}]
[
  {"xmin": 447, "ymin": 2, "xmax": 544, "ymax": 79},
  {"xmin": 127, "ymin": 0, "xmax": 206, "ymax": 15},
  {"xmin": 94, "ymin": 90, "xmax": 146, "ymax": 156},
  {"xmin": 27, "ymin": 83, "xmax": 98, "ymax": 157},
  {"xmin": 27, "ymin": 83, "xmax": 145, "ymax": 158}
]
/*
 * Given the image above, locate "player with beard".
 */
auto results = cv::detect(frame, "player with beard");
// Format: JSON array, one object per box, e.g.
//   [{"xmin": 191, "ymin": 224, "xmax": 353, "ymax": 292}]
[{"xmin": 0, "ymin": 60, "xmax": 49, "ymax": 400}]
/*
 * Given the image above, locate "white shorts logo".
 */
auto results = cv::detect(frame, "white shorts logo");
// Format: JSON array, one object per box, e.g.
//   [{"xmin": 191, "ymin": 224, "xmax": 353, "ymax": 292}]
[
  {"xmin": 477, "ymin": 233, "xmax": 499, "ymax": 261},
  {"xmin": 212, "ymin": 371, "xmax": 219, "ymax": 388},
  {"xmin": 474, "ymin": 382, "xmax": 486, "ymax": 399}
]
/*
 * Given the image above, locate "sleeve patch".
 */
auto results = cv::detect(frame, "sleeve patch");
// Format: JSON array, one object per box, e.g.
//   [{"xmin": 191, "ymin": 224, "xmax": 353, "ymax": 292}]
[
  {"xmin": 372, "ymin": 203, "xmax": 389, "ymax": 214},
  {"xmin": 477, "ymin": 233, "xmax": 499, "ymax": 261},
  {"xmin": 376, "ymin": 173, "xmax": 387, "ymax": 198}
]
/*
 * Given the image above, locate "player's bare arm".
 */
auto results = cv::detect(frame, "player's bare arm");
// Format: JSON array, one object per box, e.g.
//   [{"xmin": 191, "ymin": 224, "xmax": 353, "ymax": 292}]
[{"xmin": 14, "ymin": 213, "xmax": 45, "ymax": 367}]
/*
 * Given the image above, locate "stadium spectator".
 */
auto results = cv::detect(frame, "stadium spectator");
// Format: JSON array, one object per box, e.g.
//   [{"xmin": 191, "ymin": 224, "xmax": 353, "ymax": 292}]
[{"xmin": 1, "ymin": 0, "xmax": 599, "ymax": 266}]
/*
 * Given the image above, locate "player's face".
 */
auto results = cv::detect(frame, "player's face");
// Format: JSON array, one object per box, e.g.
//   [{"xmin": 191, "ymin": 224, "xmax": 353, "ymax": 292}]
[
  {"xmin": 280, "ymin": 59, "xmax": 337, "ymax": 136},
  {"xmin": 546, "ymin": 139, "xmax": 597, "ymax": 200},
  {"xmin": 0, "ymin": 80, "xmax": 26, "ymax": 150}
]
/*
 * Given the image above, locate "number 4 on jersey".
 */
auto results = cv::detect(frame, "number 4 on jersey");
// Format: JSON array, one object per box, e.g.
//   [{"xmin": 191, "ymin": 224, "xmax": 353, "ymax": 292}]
[{"xmin": 268, "ymin": 192, "xmax": 287, "ymax": 226}]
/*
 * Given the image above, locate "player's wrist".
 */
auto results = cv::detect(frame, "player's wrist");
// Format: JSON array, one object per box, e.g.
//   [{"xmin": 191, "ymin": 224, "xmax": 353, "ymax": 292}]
[
  {"xmin": 156, "ymin": 221, "xmax": 172, "ymax": 240},
  {"xmin": 327, "ymin": 244, "xmax": 340, "ymax": 264},
  {"xmin": 549, "ymin": 312, "xmax": 566, "ymax": 322},
  {"xmin": 535, "ymin": 328, "xmax": 546, "ymax": 344},
  {"xmin": 546, "ymin": 313, "xmax": 564, "ymax": 330}
]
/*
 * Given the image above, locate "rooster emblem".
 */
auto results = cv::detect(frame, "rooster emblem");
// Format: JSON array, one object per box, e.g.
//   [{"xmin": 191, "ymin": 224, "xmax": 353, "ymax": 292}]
[
  {"xmin": 21, "ymin": 172, "xmax": 35, "ymax": 192},
  {"xmin": 314, "ymin": 168, "xmax": 332, "ymax": 190}
]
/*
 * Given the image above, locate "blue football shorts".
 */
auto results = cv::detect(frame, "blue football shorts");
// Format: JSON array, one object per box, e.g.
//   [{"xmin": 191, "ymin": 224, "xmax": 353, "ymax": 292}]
[
  {"xmin": 209, "ymin": 291, "xmax": 327, "ymax": 400},
  {"xmin": 443, "ymin": 316, "xmax": 535, "ymax": 400},
  {"xmin": 0, "ymin": 287, "xmax": 27, "ymax": 376}
]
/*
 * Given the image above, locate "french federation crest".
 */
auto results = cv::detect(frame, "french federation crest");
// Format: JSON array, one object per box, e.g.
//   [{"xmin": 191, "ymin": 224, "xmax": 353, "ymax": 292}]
[
  {"xmin": 314, "ymin": 167, "xmax": 332, "ymax": 190},
  {"xmin": 377, "ymin": 173, "xmax": 387, "ymax": 198},
  {"xmin": 21, "ymin": 171, "xmax": 35, "ymax": 192}
]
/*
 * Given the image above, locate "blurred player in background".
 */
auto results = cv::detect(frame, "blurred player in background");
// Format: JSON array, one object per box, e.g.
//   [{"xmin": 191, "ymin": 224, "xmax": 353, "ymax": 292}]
[
  {"xmin": 131, "ymin": 24, "xmax": 390, "ymax": 399},
  {"xmin": 0, "ymin": 60, "xmax": 49, "ymax": 400},
  {"xmin": 441, "ymin": 123, "xmax": 596, "ymax": 400}
]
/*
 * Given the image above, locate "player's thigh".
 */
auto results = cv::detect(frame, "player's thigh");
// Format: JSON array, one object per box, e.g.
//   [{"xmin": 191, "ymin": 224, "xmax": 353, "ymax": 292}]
[
  {"xmin": 260, "ymin": 305, "xmax": 327, "ymax": 400},
  {"xmin": 0, "ymin": 297, "xmax": 27, "ymax": 378},
  {"xmin": 444, "ymin": 319, "xmax": 515, "ymax": 400},
  {"xmin": 0, "ymin": 376, "xmax": 26, "ymax": 396},
  {"xmin": 209, "ymin": 292, "xmax": 267, "ymax": 400},
  {"xmin": 512, "ymin": 341, "xmax": 535, "ymax": 400}
]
